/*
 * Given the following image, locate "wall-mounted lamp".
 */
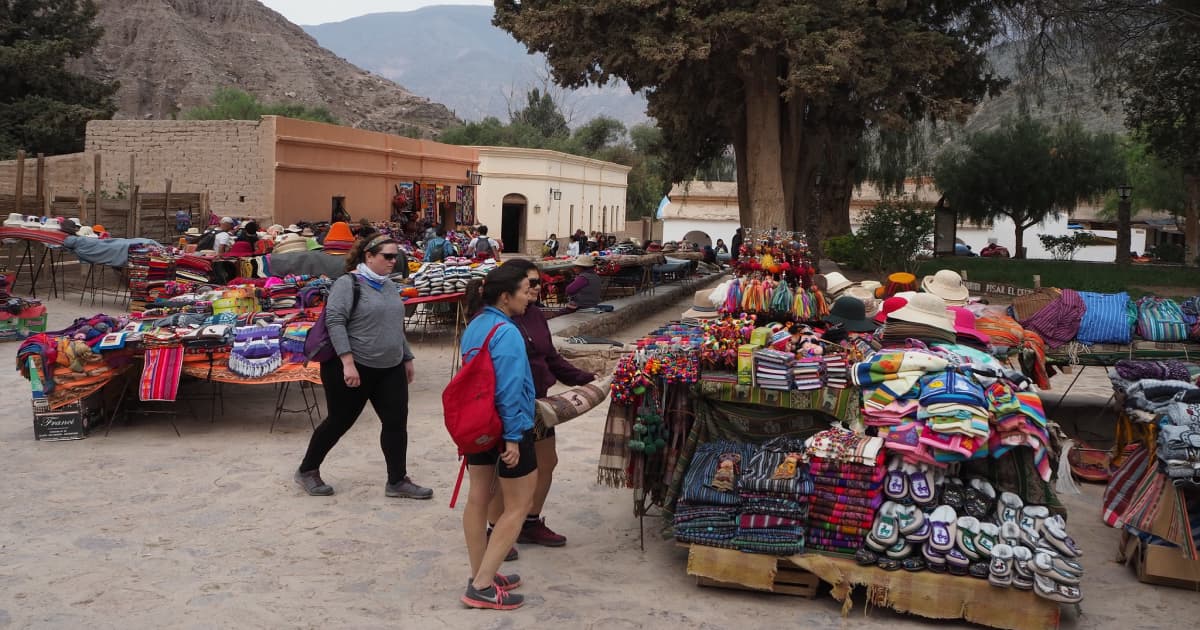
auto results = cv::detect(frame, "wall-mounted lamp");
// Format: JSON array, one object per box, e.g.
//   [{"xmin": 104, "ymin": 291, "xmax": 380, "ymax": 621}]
[
  {"xmin": 533, "ymin": 204, "xmax": 542, "ymax": 214},
  {"xmin": 550, "ymin": 187, "xmax": 562, "ymax": 200},
  {"xmin": 466, "ymin": 169, "xmax": 483, "ymax": 186}
]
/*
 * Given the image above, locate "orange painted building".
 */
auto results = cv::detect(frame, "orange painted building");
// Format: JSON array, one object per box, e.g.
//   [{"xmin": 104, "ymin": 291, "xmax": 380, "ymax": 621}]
[{"xmin": 84, "ymin": 116, "xmax": 480, "ymax": 226}]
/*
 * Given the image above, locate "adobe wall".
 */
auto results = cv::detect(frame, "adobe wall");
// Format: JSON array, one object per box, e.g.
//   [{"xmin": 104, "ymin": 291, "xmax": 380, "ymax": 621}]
[
  {"xmin": 84, "ymin": 119, "xmax": 275, "ymax": 221},
  {"xmin": 0, "ymin": 153, "xmax": 89, "ymax": 200}
]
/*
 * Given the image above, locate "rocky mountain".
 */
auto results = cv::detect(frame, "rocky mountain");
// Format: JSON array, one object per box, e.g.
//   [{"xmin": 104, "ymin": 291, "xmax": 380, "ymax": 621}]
[
  {"xmin": 77, "ymin": 0, "xmax": 459, "ymax": 137},
  {"xmin": 303, "ymin": 5, "xmax": 650, "ymax": 127}
]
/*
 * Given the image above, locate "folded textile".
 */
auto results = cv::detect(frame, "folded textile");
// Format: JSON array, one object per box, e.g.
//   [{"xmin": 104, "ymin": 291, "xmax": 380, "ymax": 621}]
[
  {"xmin": 735, "ymin": 539, "xmax": 806, "ymax": 555},
  {"xmin": 738, "ymin": 514, "xmax": 806, "ymax": 529},
  {"xmin": 139, "ymin": 345, "xmax": 185, "ymax": 401},
  {"xmin": 681, "ymin": 441, "xmax": 751, "ymax": 506},
  {"xmin": 1077, "ymin": 291, "xmax": 1133, "ymax": 345},
  {"xmin": 812, "ymin": 489, "xmax": 884, "ymax": 510},
  {"xmin": 810, "ymin": 475, "xmax": 883, "ymax": 491},
  {"xmin": 853, "ymin": 351, "xmax": 949, "ymax": 409},
  {"xmin": 738, "ymin": 438, "xmax": 813, "ymax": 496},
  {"xmin": 809, "ymin": 520, "xmax": 873, "ymax": 536},
  {"xmin": 805, "ymin": 428, "xmax": 885, "ymax": 466},
  {"xmin": 1021, "ymin": 288, "xmax": 1085, "ymax": 348}
]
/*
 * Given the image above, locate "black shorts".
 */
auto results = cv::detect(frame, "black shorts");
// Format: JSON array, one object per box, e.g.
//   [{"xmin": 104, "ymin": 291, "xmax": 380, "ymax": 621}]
[{"xmin": 466, "ymin": 430, "xmax": 537, "ymax": 479}]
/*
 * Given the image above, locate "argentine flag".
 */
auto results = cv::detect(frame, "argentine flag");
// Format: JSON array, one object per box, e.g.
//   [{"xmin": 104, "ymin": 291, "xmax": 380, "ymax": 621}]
[{"xmin": 655, "ymin": 196, "xmax": 670, "ymax": 220}]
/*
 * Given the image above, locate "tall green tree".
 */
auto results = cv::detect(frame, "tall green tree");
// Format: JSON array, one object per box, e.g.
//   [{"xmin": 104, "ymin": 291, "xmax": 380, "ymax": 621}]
[
  {"xmin": 1118, "ymin": 22, "xmax": 1200, "ymax": 264},
  {"xmin": 0, "ymin": 0, "xmax": 117, "ymax": 157},
  {"xmin": 495, "ymin": 1, "xmax": 1011, "ymax": 246},
  {"xmin": 182, "ymin": 88, "xmax": 338, "ymax": 125},
  {"xmin": 508, "ymin": 88, "xmax": 569, "ymax": 140},
  {"xmin": 934, "ymin": 116, "xmax": 1123, "ymax": 258}
]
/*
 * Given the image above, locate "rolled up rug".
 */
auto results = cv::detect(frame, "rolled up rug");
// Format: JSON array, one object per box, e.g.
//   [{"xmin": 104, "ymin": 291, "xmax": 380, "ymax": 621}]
[{"xmin": 535, "ymin": 376, "xmax": 612, "ymax": 428}]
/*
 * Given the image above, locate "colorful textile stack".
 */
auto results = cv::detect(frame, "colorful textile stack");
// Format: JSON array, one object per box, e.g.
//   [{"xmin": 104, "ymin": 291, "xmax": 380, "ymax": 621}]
[
  {"xmin": 228, "ymin": 324, "xmax": 282, "ymax": 378},
  {"xmin": 988, "ymin": 384, "xmax": 1053, "ymax": 481},
  {"xmin": 266, "ymin": 281, "xmax": 299, "ymax": 311},
  {"xmin": 735, "ymin": 437, "xmax": 812, "ymax": 554},
  {"xmin": 411, "ymin": 262, "xmax": 446, "ymax": 296},
  {"xmin": 753, "ymin": 348, "xmax": 793, "ymax": 390},
  {"xmin": 127, "ymin": 245, "xmax": 176, "ymax": 313},
  {"xmin": 792, "ymin": 357, "xmax": 823, "ymax": 391},
  {"xmin": 824, "ymin": 354, "xmax": 849, "ymax": 389},
  {"xmin": 915, "ymin": 370, "xmax": 990, "ymax": 461},
  {"xmin": 175, "ymin": 253, "xmax": 214, "ymax": 283},
  {"xmin": 280, "ymin": 321, "xmax": 313, "ymax": 363},
  {"xmin": 444, "ymin": 263, "xmax": 472, "ymax": 293},
  {"xmin": 852, "ymin": 350, "xmax": 949, "ymax": 410},
  {"xmin": 139, "ymin": 344, "xmax": 185, "ymax": 401},
  {"xmin": 804, "ymin": 427, "xmax": 886, "ymax": 555},
  {"xmin": 674, "ymin": 441, "xmax": 750, "ymax": 549}
]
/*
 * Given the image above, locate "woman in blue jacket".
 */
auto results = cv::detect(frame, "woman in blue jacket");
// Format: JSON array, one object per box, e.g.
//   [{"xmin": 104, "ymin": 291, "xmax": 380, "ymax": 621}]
[{"xmin": 457, "ymin": 263, "xmax": 539, "ymax": 610}]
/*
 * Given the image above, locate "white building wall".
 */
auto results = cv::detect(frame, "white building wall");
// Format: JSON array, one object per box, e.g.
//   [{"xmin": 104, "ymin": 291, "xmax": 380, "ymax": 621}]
[
  {"xmin": 663, "ymin": 218, "xmax": 740, "ymax": 248},
  {"xmin": 475, "ymin": 147, "xmax": 629, "ymax": 254}
]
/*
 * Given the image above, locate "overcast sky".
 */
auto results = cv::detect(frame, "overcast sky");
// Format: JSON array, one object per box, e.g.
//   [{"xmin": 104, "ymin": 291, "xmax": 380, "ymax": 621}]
[{"xmin": 259, "ymin": 0, "xmax": 492, "ymax": 26}]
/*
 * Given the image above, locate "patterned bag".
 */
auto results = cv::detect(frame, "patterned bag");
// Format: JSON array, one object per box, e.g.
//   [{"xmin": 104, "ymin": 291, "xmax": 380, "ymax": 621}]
[{"xmin": 1136, "ymin": 297, "xmax": 1190, "ymax": 342}]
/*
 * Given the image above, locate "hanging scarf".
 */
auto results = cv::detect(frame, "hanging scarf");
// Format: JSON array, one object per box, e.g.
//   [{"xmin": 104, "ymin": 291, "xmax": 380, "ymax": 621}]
[{"xmin": 356, "ymin": 263, "xmax": 387, "ymax": 291}]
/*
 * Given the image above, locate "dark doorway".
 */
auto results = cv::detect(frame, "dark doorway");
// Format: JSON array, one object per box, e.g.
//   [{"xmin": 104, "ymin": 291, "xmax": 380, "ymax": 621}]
[{"xmin": 501, "ymin": 203, "xmax": 525, "ymax": 254}]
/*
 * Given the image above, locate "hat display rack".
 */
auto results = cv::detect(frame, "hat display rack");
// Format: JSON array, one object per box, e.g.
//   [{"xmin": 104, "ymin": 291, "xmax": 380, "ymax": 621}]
[{"xmin": 725, "ymin": 226, "xmax": 829, "ymax": 322}]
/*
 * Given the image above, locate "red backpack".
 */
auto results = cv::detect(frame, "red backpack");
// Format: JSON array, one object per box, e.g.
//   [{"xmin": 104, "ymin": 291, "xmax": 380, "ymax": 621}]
[{"xmin": 444, "ymin": 322, "xmax": 505, "ymax": 507}]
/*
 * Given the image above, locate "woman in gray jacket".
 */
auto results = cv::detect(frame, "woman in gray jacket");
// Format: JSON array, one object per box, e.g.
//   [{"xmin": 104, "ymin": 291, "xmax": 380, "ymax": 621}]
[{"xmin": 295, "ymin": 232, "xmax": 432, "ymax": 500}]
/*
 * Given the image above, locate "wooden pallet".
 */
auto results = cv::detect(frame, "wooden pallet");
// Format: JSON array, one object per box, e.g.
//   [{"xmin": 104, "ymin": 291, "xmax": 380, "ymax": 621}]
[{"xmin": 685, "ymin": 544, "xmax": 822, "ymax": 598}]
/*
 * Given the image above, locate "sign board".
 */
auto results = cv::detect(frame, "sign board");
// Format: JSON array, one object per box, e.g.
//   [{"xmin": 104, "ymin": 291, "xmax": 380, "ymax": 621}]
[
  {"xmin": 32, "ymin": 394, "xmax": 103, "ymax": 441},
  {"xmin": 962, "ymin": 280, "xmax": 1035, "ymax": 298}
]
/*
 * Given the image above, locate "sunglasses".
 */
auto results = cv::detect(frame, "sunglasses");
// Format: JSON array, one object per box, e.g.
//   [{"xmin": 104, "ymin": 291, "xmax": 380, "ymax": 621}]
[
  {"xmin": 527, "ymin": 278, "xmax": 541, "ymax": 288},
  {"xmin": 379, "ymin": 253, "xmax": 399, "ymax": 261}
]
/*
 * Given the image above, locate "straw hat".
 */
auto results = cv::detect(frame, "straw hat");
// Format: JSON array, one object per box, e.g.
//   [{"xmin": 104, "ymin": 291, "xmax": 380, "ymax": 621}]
[
  {"xmin": 825, "ymin": 296, "xmax": 879, "ymax": 332},
  {"xmin": 301, "ymin": 227, "xmax": 315, "ymax": 238},
  {"xmin": 286, "ymin": 224, "xmax": 302, "ymax": 234},
  {"xmin": 841, "ymin": 285, "xmax": 880, "ymax": 316},
  {"xmin": 823, "ymin": 272, "xmax": 853, "ymax": 295},
  {"xmin": 888, "ymin": 293, "xmax": 955, "ymax": 333},
  {"xmin": 921, "ymin": 269, "xmax": 970, "ymax": 305},
  {"xmin": 272, "ymin": 235, "xmax": 308, "ymax": 255},
  {"xmin": 948, "ymin": 306, "xmax": 990, "ymax": 346},
  {"xmin": 860, "ymin": 280, "xmax": 883, "ymax": 299},
  {"xmin": 185, "ymin": 227, "xmax": 201, "ymax": 236},
  {"xmin": 682, "ymin": 289, "xmax": 720, "ymax": 319},
  {"xmin": 3, "ymin": 213, "xmax": 23, "ymax": 227},
  {"xmin": 573, "ymin": 254, "xmax": 595, "ymax": 268},
  {"xmin": 220, "ymin": 216, "xmax": 236, "ymax": 226},
  {"xmin": 76, "ymin": 225, "xmax": 98, "ymax": 238}
]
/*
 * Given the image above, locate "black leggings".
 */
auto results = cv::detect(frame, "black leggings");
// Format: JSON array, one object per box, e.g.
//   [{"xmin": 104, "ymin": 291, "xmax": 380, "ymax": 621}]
[{"xmin": 299, "ymin": 360, "xmax": 410, "ymax": 484}]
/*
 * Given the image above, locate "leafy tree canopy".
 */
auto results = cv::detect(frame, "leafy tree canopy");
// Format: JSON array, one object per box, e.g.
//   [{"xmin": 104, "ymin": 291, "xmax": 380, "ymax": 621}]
[
  {"xmin": 0, "ymin": 0, "xmax": 117, "ymax": 158},
  {"xmin": 934, "ymin": 116, "xmax": 1123, "ymax": 257},
  {"xmin": 181, "ymin": 88, "xmax": 339, "ymax": 125}
]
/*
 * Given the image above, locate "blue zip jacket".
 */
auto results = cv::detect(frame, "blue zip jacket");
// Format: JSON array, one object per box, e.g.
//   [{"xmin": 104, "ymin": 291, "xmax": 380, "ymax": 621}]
[{"xmin": 460, "ymin": 306, "xmax": 535, "ymax": 442}]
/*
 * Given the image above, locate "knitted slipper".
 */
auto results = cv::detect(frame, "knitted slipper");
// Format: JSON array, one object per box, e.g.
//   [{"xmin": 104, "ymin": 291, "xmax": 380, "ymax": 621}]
[
  {"xmin": 908, "ymin": 464, "xmax": 935, "ymax": 505},
  {"xmin": 1039, "ymin": 515, "xmax": 1082, "ymax": 558},
  {"xmin": 955, "ymin": 516, "xmax": 983, "ymax": 560},
  {"xmin": 928, "ymin": 505, "xmax": 958, "ymax": 553},
  {"xmin": 988, "ymin": 543, "xmax": 1014, "ymax": 587},
  {"xmin": 976, "ymin": 522, "xmax": 1000, "ymax": 558},
  {"xmin": 885, "ymin": 458, "xmax": 909, "ymax": 500},
  {"xmin": 998, "ymin": 491, "xmax": 1024, "ymax": 526},
  {"xmin": 1033, "ymin": 574, "xmax": 1082, "ymax": 604}
]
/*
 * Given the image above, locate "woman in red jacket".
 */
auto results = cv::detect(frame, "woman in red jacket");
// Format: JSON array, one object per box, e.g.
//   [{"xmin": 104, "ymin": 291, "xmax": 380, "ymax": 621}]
[{"xmin": 475, "ymin": 259, "xmax": 595, "ymax": 553}]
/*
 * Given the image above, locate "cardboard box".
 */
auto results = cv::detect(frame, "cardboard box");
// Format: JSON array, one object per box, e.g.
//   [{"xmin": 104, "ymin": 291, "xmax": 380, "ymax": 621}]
[
  {"xmin": 32, "ymin": 392, "xmax": 105, "ymax": 441},
  {"xmin": 1122, "ymin": 532, "xmax": 1200, "ymax": 589},
  {"xmin": 737, "ymin": 343, "xmax": 757, "ymax": 385}
]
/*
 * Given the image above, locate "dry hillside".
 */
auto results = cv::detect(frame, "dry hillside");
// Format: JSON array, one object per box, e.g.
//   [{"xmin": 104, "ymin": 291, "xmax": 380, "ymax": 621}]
[{"xmin": 76, "ymin": 0, "xmax": 459, "ymax": 136}]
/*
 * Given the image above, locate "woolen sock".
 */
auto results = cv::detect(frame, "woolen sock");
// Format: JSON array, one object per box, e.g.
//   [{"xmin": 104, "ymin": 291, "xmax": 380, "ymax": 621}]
[{"xmin": 525, "ymin": 514, "xmax": 540, "ymax": 524}]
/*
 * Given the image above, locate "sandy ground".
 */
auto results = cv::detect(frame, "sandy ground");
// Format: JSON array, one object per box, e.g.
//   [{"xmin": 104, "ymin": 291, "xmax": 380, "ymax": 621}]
[{"xmin": 2, "ymin": 293, "xmax": 1199, "ymax": 629}]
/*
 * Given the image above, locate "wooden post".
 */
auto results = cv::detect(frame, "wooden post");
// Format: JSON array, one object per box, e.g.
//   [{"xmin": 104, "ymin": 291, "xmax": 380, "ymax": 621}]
[
  {"xmin": 1033, "ymin": 275, "xmax": 1042, "ymax": 290},
  {"xmin": 43, "ymin": 186, "xmax": 51, "ymax": 216},
  {"xmin": 200, "ymin": 191, "xmax": 210, "ymax": 227},
  {"xmin": 14, "ymin": 150, "xmax": 25, "ymax": 213},
  {"xmin": 162, "ymin": 179, "xmax": 173, "ymax": 241},
  {"xmin": 960, "ymin": 270, "xmax": 968, "ymax": 281},
  {"xmin": 130, "ymin": 187, "xmax": 140, "ymax": 238},
  {"xmin": 79, "ymin": 187, "xmax": 87, "ymax": 224},
  {"xmin": 35, "ymin": 153, "xmax": 45, "ymax": 213},
  {"xmin": 129, "ymin": 154, "xmax": 137, "ymax": 238},
  {"xmin": 93, "ymin": 153, "xmax": 101, "ymax": 222}
]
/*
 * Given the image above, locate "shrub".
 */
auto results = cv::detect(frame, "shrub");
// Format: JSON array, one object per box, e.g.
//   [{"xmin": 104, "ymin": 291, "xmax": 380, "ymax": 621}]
[
  {"xmin": 823, "ymin": 234, "xmax": 867, "ymax": 270},
  {"xmin": 1037, "ymin": 232, "xmax": 1098, "ymax": 261},
  {"xmin": 1153, "ymin": 242, "xmax": 1185, "ymax": 263},
  {"xmin": 855, "ymin": 199, "xmax": 935, "ymax": 273}
]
